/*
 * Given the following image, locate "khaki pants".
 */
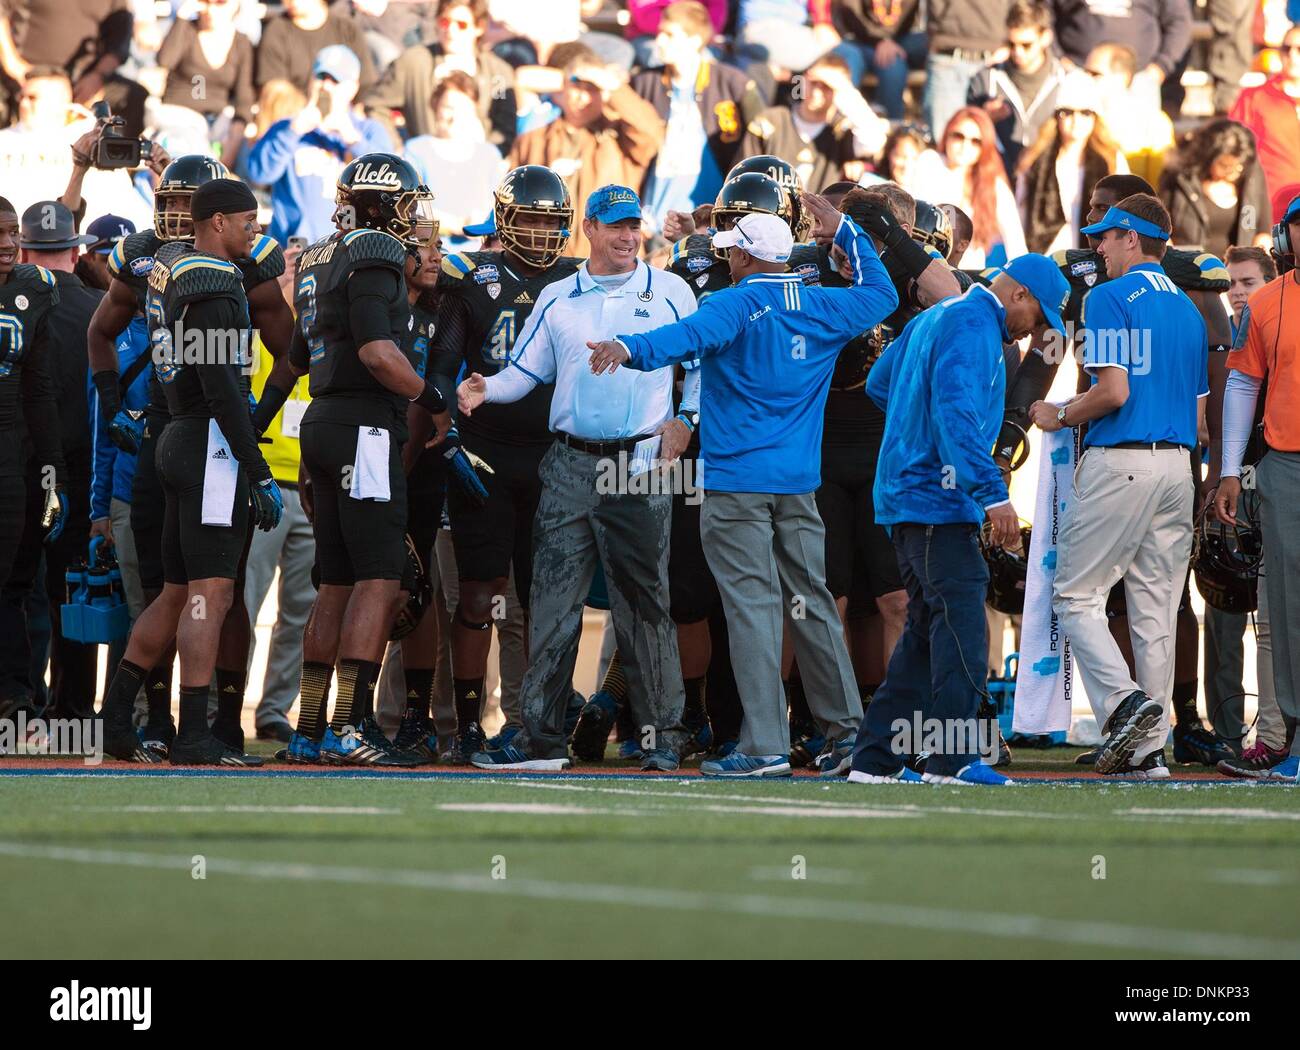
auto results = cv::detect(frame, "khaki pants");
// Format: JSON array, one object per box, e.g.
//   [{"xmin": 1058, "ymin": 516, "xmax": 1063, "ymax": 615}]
[{"xmin": 1052, "ymin": 447, "xmax": 1195, "ymax": 762}]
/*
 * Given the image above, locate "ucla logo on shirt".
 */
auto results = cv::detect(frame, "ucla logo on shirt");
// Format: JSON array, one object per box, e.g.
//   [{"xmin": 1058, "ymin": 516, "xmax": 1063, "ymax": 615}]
[{"xmin": 634, "ymin": 308, "xmax": 650, "ymax": 318}]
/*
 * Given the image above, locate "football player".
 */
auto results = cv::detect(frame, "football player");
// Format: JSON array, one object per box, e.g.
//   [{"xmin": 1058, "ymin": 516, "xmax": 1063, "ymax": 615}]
[
  {"xmin": 427, "ymin": 164, "xmax": 580, "ymax": 763},
  {"xmin": 98, "ymin": 179, "xmax": 282, "ymax": 765},
  {"xmin": 87, "ymin": 156, "xmax": 294, "ymax": 759}
]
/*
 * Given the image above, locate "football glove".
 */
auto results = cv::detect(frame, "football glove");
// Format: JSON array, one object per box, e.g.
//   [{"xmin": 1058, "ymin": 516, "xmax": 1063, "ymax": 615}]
[
  {"xmin": 108, "ymin": 409, "xmax": 145, "ymax": 454},
  {"xmin": 441, "ymin": 426, "xmax": 493, "ymax": 508},
  {"xmin": 250, "ymin": 477, "xmax": 284, "ymax": 532},
  {"xmin": 42, "ymin": 484, "xmax": 68, "ymax": 544}
]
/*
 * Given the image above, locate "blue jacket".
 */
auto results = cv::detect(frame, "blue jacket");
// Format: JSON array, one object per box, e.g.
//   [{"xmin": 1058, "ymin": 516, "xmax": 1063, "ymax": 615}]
[
  {"xmin": 87, "ymin": 314, "xmax": 151, "ymax": 520},
  {"xmin": 869, "ymin": 283, "xmax": 1010, "ymax": 527},
  {"xmin": 619, "ymin": 216, "xmax": 897, "ymax": 493},
  {"xmin": 245, "ymin": 118, "xmax": 395, "ymax": 244}
]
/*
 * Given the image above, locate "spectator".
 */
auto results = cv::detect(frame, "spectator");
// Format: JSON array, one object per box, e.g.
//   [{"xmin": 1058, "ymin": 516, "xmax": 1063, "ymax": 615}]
[
  {"xmin": 739, "ymin": 53, "xmax": 888, "ymax": 193},
  {"xmin": 75, "ymin": 212, "xmax": 132, "ymax": 291},
  {"xmin": 626, "ymin": 0, "xmax": 728, "ymax": 39},
  {"xmin": 0, "ymin": 0, "xmax": 146, "ymax": 136},
  {"xmin": 872, "ymin": 123, "xmax": 938, "ymax": 191},
  {"xmin": 967, "ymin": 0, "xmax": 1068, "ymax": 177},
  {"xmin": 632, "ymin": 2, "xmax": 764, "ymax": 233},
  {"xmin": 506, "ymin": 47, "xmax": 663, "ymax": 258},
  {"xmin": 363, "ymin": 0, "xmax": 518, "ymax": 151},
  {"xmin": 923, "ymin": 0, "xmax": 1013, "ymax": 141},
  {"xmin": 403, "ymin": 71, "xmax": 505, "ymax": 237},
  {"xmin": 1086, "ymin": 42, "xmax": 1175, "ymax": 189},
  {"xmin": 735, "ymin": 1, "xmax": 842, "ymax": 82},
  {"xmin": 1016, "ymin": 72, "xmax": 1128, "ymax": 255},
  {"xmin": 333, "ymin": 0, "xmax": 438, "ymax": 75},
  {"xmin": 1050, "ymin": 0, "xmax": 1192, "ymax": 96},
  {"xmin": 1206, "ymin": 0, "xmax": 1256, "ymax": 115},
  {"xmin": 1230, "ymin": 24, "xmax": 1300, "ymax": 223},
  {"xmin": 255, "ymin": 0, "xmax": 376, "ymax": 96},
  {"xmin": 914, "ymin": 106, "xmax": 1026, "ymax": 267},
  {"xmin": 831, "ymin": 0, "xmax": 927, "ymax": 122},
  {"xmin": 940, "ymin": 202, "xmax": 973, "ymax": 263},
  {"xmin": 1159, "ymin": 119, "xmax": 1272, "ymax": 257},
  {"xmin": 156, "ymin": 0, "xmax": 257, "ymax": 168},
  {"xmin": 245, "ymin": 45, "xmax": 393, "ymax": 244}
]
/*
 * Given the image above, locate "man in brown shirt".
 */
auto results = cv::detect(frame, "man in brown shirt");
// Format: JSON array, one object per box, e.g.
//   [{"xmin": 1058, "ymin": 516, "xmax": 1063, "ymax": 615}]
[{"xmin": 507, "ymin": 47, "xmax": 664, "ymax": 258}]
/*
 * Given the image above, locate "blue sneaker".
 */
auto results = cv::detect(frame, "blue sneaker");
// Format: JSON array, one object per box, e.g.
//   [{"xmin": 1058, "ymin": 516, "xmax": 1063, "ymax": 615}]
[
  {"xmin": 279, "ymin": 731, "xmax": 322, "ymax": 764},
  {"xmin": 617, "ymin": 739, "xmax": 645, "ymax": 761},
  {"xmin": 485, "ymin": 724, "xmax": 520, "ymax": 750},
  {"xmin": 923, "ymin": 762, "xmax": 1015, "ymax": 786},
  {"xmin": 816, "ymin": 738, "xmax": 854, "ymax": 778},
  {"xmin": 1225, "ymin": 753, "xmax": 1299, "ymax": 783},
  {"xmin": 640, "ymin": 747, "xmax": 680, "ymax": 772},
  {"xmin": 712, "ymin": 739, "xmax": 738, "ymax": 758},
  {"xmin": 699, "ymin": 752, "xmax": 791, "ymax": 778},
  {"xmin": 847, "ymin": 765, "xmax": 923, "ymax": 784},
  {"xmin": 469, "ymin": 743, "xmax": 571, "ymax": 771},
  {"xmin": 320, "ymin": 724, "xmax": 417, "ymax": 767}
]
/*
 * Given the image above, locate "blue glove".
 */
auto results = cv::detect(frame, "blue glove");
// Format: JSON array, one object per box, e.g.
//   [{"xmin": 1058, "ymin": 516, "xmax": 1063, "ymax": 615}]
[
  {"xmin": 108, "ymin": 409, "xmax": 145, "ymax": 454},
  {"xmin": 42, "ymin": 485, "xmax": 68, "ymax": 544},
  {"xmin": 442, "ymin": 426, "xmax": 492, "ymax": 508},
  {"xmin": 250, "ymin": 477, "xmax": 284, "ymax": 532}
]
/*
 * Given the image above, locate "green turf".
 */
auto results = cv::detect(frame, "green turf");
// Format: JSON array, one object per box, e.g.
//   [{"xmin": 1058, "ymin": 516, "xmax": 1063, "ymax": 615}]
[{"xmin": 1, "ymin": 770, "xmax": 1297, "ymax": 959}]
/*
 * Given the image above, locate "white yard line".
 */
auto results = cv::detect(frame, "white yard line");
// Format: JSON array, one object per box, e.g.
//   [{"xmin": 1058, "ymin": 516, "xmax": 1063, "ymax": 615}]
[
  {"xmin": 1117, "ymin": 807, "xmax": 1300, "ymax": 822},
  {"xmin": 0, "ymin": 840, "xmax": 1295, "ymax": 957},
  {"xmin": 440, "ymin": 801, "xmax": 916, "ymax": 820},
  {"xmin": 68, "ymin": 805, "xmax": 403, "ymax": 816}
]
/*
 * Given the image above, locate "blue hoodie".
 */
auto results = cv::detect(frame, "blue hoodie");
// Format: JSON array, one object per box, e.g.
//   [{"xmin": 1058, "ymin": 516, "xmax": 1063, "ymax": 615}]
[
  {"xmin": 868, "ymin": 283, "xmax": 1010, "ymax": 527},
  {"xmin": 87, "ymin": 313, "xmax": 151, "ymax": 520}
]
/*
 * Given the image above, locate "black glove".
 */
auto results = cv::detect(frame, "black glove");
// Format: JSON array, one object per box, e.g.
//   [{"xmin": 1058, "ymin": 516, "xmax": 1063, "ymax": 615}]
[{"xmin": 844, "ymin": 198, "xmax": 935, "ymax": 284}]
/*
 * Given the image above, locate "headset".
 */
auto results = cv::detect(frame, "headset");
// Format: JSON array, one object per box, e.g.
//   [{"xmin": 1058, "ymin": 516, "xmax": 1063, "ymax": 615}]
[{"xmin": 1271, "ymin": 218, "xmax": 1295, "ymax": 276}]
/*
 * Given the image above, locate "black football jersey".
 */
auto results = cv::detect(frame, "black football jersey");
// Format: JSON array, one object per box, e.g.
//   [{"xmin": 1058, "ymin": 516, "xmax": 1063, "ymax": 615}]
[
  {"xmin": 431, "ymin": 250, "xmax": 580, "ymax": 446},
  {"xmin": 107, "ymin": 229, "xmax": 165, "ymax": 312},
  {"xmin": 296, "ymin": 227, "xmax": 414, "ymax": 437},
  {"xmin": 667, "ymin": 234, "xmax": 730, "ymax": 304},
  {"xmin": 407, "ymin": 291, "xmax": 439, "ymax": 380},
  {"xmin": 0, "ymin": 263, "xmax": 62, "ymax": 477}
]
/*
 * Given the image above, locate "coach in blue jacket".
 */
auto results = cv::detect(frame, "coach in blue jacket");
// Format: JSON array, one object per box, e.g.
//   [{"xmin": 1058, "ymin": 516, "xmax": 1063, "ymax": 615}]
[
  {"xmin": 847, "ymin": 253, "xmax": 1070, "ymax": 786},
  {"xmin": 588, "ymin": 197, "xmax": 898, "ymax": 777}
]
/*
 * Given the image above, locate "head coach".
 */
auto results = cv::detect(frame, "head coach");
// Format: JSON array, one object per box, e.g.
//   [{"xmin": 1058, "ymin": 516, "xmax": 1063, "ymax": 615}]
[
  {"xmin": 849, "ymin": 252, "xmax": 1069, "ymax": 787},
  {"xmin": 1030, "ymin": 193, "xmax": 1209, "ymax": 779},
  {"xmin": 457, "ymin": 185, "xmax": 700, "ymax": 772},
  {"xmin": 587, "ymin": 195, "xmax": 899, "ymax": 778}
]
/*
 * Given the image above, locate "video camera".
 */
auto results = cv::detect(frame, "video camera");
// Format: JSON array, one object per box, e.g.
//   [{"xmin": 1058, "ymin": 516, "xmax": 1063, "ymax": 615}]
[{"xmin": 90, "ymin": 101, "xmax": 150, "ymax": 170}]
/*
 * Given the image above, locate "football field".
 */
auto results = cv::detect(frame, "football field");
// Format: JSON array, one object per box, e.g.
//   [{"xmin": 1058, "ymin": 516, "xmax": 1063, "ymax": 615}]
[{"xmin": 1, "ymin": 749, "xmax": 1297, "ymax": 959}]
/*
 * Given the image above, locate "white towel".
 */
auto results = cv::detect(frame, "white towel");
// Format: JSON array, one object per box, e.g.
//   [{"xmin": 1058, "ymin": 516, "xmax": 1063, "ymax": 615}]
[
  {"xmin": 1012, "ymin": 425, "xmax": 1089, "ymax": 734},
  {"xmin": 351, "ymin": 425, "xmax": 391, "ymax": 502},
  {"xmin": 201, "ymin": 418, "xmax": 240, "ymax": 526}
]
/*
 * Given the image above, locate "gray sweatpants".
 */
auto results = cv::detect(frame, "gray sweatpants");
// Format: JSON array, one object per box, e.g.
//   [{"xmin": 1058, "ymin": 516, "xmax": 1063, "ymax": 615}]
[
  {"xmin": 700, "ymin": 490, "xmax": 862, "ymax": 757},
  {"xmin": 1205, "ymin": 555, "xmax": 1283, "ymax": 749},
  {"xmin": 1257, "ymin": 450, "xmax": 1300, "ymax": 755},
  {"xmin": 513, "ymin": 442, "xmax": 685, "ymax": 759}
]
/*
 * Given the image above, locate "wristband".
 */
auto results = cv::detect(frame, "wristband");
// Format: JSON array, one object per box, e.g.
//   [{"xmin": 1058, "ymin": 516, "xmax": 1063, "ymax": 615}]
[
  {"xmin": 412, "ymin": 378, "xmax": 447, "ymax": 414},
  {"xmin": 251, "ymin": 381, "xmax": 290, "ymax": 435},
  {"xmin": 675, "ymin": 411, "xmax": 698, "ymax": 432}
]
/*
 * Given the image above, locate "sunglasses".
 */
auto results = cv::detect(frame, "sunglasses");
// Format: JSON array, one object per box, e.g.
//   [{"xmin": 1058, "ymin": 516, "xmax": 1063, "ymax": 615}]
[
  {"xmin": 439, "ymin": 16, "xmax": 474, "ymax": 31},
  {"xmin": 950, "ymin": 131, "xmax": 982, "ymax": 147}
]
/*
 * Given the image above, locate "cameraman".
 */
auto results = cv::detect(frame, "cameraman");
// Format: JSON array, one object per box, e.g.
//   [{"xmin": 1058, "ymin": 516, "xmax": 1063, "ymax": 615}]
[{"xmin": 60, "ymin": 112, "xmax": 169, "ymax": 231}]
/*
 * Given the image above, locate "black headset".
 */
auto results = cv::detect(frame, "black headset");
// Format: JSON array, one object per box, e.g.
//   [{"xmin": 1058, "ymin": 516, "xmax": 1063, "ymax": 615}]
[{"xmin": 1271, "ymin": 219, "xmax": 1295, "ymax": 275}]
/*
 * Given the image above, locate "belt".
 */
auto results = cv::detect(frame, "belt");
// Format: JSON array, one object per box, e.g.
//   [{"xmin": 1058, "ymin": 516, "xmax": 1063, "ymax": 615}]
[
  {"xmin": 1102, "ymin": 441, "xmax": 1185, "ymax": 451},
  {"xmin": 557, "ymin": 432, "xmax": 651, "ymax": 456}
]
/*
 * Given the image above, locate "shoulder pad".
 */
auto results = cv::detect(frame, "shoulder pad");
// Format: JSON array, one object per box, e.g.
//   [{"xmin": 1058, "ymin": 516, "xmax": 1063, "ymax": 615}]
[
  {"xmin": 242, "ymin": 235, "xmax": 286, "ymax": 289},
  {"xmin": 669, "ymin": 234, "xmax": 717, "ymax": 276},
  {"xmin": 440, "ymin": 252, "xmax": 477, "ymax": 280},
  {"xmin": 924, "ymin": 244, "xmax": 945, "ymax": 262},
  {"xmin": 786, "ymin": 243, "xmax": 824, "ymax": 286},
  {"xmin": 109, "ymin": 230, "xmax": 162, "ymax": 278},
  {"xmin": 7, "ymin": 263, "xmax": 59, "ymax": 306},
  {"xmin": 342, "ymin": 228, "xmax": 407, "ymax": 271},
  {"xmin": 168, "ymin": 254, "xmax": 245, "ymax": 300},
  {"xmin": 1163, "ymin": 247, "xmax": 1230, "ymax": 292}
]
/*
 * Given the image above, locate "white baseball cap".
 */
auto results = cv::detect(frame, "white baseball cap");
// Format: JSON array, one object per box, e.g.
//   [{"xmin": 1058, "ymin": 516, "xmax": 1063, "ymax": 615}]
[{"xmin": 711, "ymin": 212, "xmax": 793, "ymax": 263}]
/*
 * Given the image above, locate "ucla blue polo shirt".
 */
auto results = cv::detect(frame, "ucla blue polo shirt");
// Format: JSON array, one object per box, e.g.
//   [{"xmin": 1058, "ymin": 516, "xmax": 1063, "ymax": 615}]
[{"xmin": 1080, "ymin": 262, "xmax": 1208, "ymax": 450}]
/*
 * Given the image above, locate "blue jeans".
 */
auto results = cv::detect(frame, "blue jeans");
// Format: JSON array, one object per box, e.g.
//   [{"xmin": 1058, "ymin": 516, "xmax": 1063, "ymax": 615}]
[
  {"xmin": 833, "ymin": 33, "xmax": 929, "ymax": 120},
  {"xmin": 923, "ymin": 51, "xmax": 985, "ymax": 137},
  {"xmin": 851, "ymin": 523, "xmax": 990, "ymax": 776}
]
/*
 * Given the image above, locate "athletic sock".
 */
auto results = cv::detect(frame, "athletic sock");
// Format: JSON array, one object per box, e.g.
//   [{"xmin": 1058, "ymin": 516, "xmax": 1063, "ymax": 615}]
[
  {"xmin": 453, "ymin": 677, "xmax": 484, "ymax": 732},
  {"xmin": 404, "ymin": 668, "xmax": 434, "ymax": 720},
  {"xmin": 331, "ymin": 659, "xmax": 379, "ymax": 732},
  {"xmin": 145, "ymin": 663, "xmax": 172, "ymax": 725},
  {"xmin": 682, "ymin": 676, "xmax": 707, "ymax": 727},
  {"xmin": 213, "ymin": 667, "xmax": 246, "ymax": 736},
  {"xmin": 600, "ymin": 650, "xmax": 628, "ymax": 706},
  {"xmin": 103, "ymin": 659, "xmax": 147, "ymax": 723},
  {"xmin": 177, "ymin": 685, "xmax": 210, "ymax": 743},
  {"xmin": 1171, "ymin": 680, "xmax": 1199, "ymax": 728},
  {"xmin": 296, "ymin": 661, "xmax": 333, "ymax": 740}
]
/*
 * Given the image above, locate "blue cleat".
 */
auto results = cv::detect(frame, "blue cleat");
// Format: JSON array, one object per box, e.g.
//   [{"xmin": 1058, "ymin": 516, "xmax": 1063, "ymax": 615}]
[
  {"xmin": 319, "ymin": 724, "xmax": 418, "ymax": 767},
  {"xmin": 699, "ymin": 752, "xmax": 791, "ymax": 778},
  {"xmin": 923, "ymin": 762, "xmax": 1015, "ymax": 786},
  {"xmin": 279, "ymin": 731, "xmax": 322, "ymax": 764},
  {"xmin": 469, "ymin": 743, "xmax": 571, "ymax": 771},
  {"xmin": 847, "ymin": 765, "xmax": 923, "ymax": 784}
]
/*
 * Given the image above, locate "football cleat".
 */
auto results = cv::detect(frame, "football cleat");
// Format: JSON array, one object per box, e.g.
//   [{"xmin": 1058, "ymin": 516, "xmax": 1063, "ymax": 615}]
[
  {"xmin": 211, "ymin": 720, "xmax": 245, "ymax": 754},
  {"xmin": 393, "ymin": 711, "xmax": 437, "ymax": 764},
  {"xmin": 443, "ymin": 721, "xmax": 487, "ymax": 766},
  {"xmin": 138, "ymin": 718, "xmax": 176, "ymax": 759},
  {"xmin": 169, "ymin": 734, "xmax": 264, "ymax": 766},
  {"xmin": 103, "ymin": 716, "xmax": 159, "ymax": 763},
  {"xmin": 320, "ymin": 724, "xmax": 416, "ymax": 767},
  {"xmin": 279, "ymin": 731, "xmax": 323, "ymax": 764},
  {"xmin": 679, "ymin": 718, "xmax": 713, "ymax": 759},
  {"xmin": 1172, "ymin": 724, "xmax": 1236, "ymax": 767},
  {"xmin": 789, "ymin": 731, "xmax": 826, "ymax": 769},
  {"xmin": 570, "ymin": 691, "xmax": 618, "ymax": 763}
]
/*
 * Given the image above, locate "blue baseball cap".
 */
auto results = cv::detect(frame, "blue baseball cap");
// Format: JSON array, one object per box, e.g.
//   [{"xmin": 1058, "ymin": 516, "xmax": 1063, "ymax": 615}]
[
  {"xmin": 997, "ymin": 253, "xmax": 1071, "ymax": 336},
  {"xmin": 1284, "ymin": 194, "xmax": 1300, "ymax": 224},
  {"xmin": 463, "ymin": 212, "xmax": 496, "ymax": 237},
  {"xmin": 312, "ymin": 45, "xmax": 361, "ymax": 83},
  {"xmin": 85, "ymin": 214, "xmax": 135, "ymax": 254},
  {"xmin": 1080, "ymin": 205, "xmax": 1171, "ymax": 241},
  {"xmin": 586, "ymin": 185, "xmax": 642, "ymax": 224}
]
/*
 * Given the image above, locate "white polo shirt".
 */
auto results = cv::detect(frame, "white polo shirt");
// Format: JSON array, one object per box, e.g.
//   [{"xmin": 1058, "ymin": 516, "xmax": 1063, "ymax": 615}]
[{"xmin": 482, "ymin": 258, "xmax": 698, "ymax": 441}]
